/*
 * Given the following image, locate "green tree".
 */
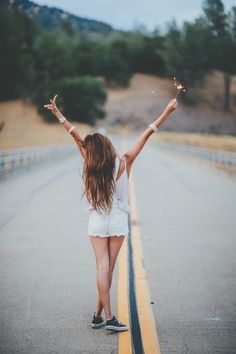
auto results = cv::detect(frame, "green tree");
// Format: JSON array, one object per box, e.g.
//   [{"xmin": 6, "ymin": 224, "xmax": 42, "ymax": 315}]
[
  {"xmin": 33, "ymin": 76, "xmax": 107, "ymax": 126},
  {"xmin": 32, "ymin": 31, "xmax": 75, "ymax": 121},
  {"xmin": 58, "ymin": 76, "xmax": 107, "ymax": 125},
  {"xmin": 0, "ymin": 6, "xmax": 36, "ymax": 100},
  {"xmin": 224, "ymin": 6, "xmax": 236, "ymax": 111},
  {"xmin": 165, "ymin": 19, "xmax": 210, "ymax": 86},
  {"xmin": 102, "ymin": 38, "xmax": 132, "ymax": 87},
  {"xmin": 127, "ymin": 32, "xmax": 166, "ymax": 75},
  {"xmin": 164, "ymin": 21, "xmax": 184, "ymax": 81},
  {"xmin": 61, "ymin": 19, "xmax": 75, "ymax": 37},
  {"xmin": 203, "ymin": 0, "xmax": 236, "ymax": 111},
  {"xmin": 73, "ymin": 38, "xmax": 104, "ymax": 76},
  {"xmin": 34, "ymin": 31, "xmax": 74, "ymax": 83},
  {"xmin": 164, "ymin": 17, "xmax": 214, "ymax": 104},
  {"xmin": 72, "ymin": 36, "xmax": 133, "ymax": 87}
]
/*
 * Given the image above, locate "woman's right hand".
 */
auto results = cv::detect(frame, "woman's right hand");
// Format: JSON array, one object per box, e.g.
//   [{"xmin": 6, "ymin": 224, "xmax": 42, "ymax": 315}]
[
  {"xmin": 163, "ymin": 98, "xmax": 178, "ymax": 116},
  {"xmin": 44, "ymin": 95, "xmax": 60, "ymax": 116}
]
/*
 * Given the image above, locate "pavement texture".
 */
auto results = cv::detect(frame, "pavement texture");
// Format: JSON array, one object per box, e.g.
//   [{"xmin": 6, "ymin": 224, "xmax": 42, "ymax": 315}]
[
  {"xmin": 131, "ymin": 137, "xmax": 236, "ymax": 354},
  {"xmin": 1, "ymin": 132, "xmax": 236, "ymax": 354}
]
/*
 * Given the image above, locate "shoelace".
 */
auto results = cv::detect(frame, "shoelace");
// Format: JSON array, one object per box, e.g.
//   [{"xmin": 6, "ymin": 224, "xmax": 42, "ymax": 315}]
[{"xmin": 114, "ymin": 316, "xmax": 122, "ymax": 325}]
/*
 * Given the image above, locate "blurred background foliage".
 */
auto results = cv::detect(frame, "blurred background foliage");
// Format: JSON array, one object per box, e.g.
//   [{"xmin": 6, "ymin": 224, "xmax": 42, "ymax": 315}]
[{"xmin": 0, "ymin": 0, "xmax": 235, "ymax": 125}]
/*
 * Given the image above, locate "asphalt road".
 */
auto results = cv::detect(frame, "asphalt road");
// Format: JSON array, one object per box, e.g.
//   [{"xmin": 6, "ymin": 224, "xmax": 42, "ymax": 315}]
[{"xmin": 1, "ymin": 133, "xmax": 236, "ymax": 354}]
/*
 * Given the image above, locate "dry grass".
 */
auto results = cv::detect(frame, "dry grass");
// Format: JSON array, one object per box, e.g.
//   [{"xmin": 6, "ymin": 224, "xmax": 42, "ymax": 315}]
[
  {"xmin": 110, "ymin": 126, "xmax": 236, "ymax": 152},
  {"xmin": 200, "ymin": 71, "xmax": 236, "ymax": 113},
  {"xmin": 1, "ymin": 71, "xmax": 236, "ymax": 152},
  {"xmin": 154, "ymin": 131, "xmax": 236, "ymax": 152},
  {"xmin": 100, "ymin": 72, "xmax": 236, "ymax": 136},
  {"xmin": 0, "ymin": 99, "xmax": 92, "ymax": 150}
]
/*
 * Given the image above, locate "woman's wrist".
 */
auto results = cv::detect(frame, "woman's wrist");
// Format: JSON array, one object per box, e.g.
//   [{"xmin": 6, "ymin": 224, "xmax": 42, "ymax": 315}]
[
  {"xmin": 54, "ymin": 111, "xmax": 75, "ymax": 133},
  {"xmin": 55, "ymin": 110, "xmax": 66, "ymax": 123},
  {"xmin": 153, "ymin": 112, "xmax": 169, "ymax": 128},
  {"xmin": 54, "ymin": 110, "xmax": 62, "ymax": 118}
]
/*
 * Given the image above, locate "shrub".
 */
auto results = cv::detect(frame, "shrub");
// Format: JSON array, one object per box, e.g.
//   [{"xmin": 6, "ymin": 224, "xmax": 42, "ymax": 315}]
[{"xmin": 34, "ymin": 76, "xmax": 107, "ymax": 126}]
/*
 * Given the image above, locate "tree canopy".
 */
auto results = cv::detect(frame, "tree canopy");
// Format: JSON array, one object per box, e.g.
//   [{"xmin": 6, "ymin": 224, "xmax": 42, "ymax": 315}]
[{"xmin": 0, "ymin": 0, "xmax": 235, "ymax": 125}]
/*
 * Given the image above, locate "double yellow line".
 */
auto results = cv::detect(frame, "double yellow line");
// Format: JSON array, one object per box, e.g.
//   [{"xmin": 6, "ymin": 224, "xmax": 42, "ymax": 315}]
[{"xmin": 117, "ymin": 170, "xmax": 161, "ymax": 354}]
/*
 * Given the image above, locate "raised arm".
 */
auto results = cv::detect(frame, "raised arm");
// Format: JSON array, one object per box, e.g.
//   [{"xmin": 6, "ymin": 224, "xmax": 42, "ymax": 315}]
[
  {"xmin": 44, "ymin": 95, "xmax": 86, "ymax": 158},
  {"xmin": 123, "ymin": 98, "xmax": 177, "ymax": 172}
]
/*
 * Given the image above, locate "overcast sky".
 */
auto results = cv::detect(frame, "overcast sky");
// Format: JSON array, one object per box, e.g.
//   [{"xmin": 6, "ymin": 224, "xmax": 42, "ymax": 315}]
[{"xmin": 33, "ymin": 0, "xmax": 236, "ymax": 31}]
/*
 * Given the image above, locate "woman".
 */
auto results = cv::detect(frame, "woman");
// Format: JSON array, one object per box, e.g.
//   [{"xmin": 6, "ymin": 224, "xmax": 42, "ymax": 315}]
[{"xmin": 44, "ymin": 95, "xmax": 177, "ymax": 332}]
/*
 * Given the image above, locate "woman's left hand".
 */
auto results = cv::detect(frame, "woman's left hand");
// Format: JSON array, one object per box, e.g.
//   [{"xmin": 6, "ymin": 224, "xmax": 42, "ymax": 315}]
[
  {"xmin": 164, "ymin": 98, "xmax": 178, "ymax": 116},
  {"xmin": 44, "ymin": 95, "xmax": 60, "ymax": 116}
]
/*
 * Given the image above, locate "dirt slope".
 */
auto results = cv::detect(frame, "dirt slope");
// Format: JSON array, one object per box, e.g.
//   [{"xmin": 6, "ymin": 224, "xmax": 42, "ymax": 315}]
[
  {"xmin": 102, "ymin": 72, "xmax": 236, "ymax": 135},
  {"xmin": 0, "ymin": 100, "xmax": 91, "ymax": 149},
  {"xmin": 0, "ymin": 72, "xmax": 236, "ymax": 150}
]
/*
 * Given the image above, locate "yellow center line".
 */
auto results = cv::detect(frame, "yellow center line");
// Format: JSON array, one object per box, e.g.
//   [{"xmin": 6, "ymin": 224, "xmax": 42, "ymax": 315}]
[
  {"xmin": 118, "ymin": 237, "xmax": 132, "ymax": 354},
  {"xmin": 118, "ymin": 134, "xmax": 161, "ymax": 353},
  {"xmin": 129, "ymin": 174, "xmax": 161, "ymax": 354},
  {"xmin": 118, "ymin": 137, "xmax": 132, "ymax": 354}
]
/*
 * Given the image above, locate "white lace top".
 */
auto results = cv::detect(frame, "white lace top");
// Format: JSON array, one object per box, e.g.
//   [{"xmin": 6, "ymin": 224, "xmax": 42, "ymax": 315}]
[{"xmin": 113, "ymin": 155, "xmax": 130, "ymax": 214}]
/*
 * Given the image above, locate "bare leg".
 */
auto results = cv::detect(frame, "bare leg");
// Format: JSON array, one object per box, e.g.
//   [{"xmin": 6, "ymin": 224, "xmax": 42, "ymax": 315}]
[
  {"xmin": 95, "ymin": 267, "xmax": 113, "ymax": 317},
  {"xmin": 89, "ymin": 236, "xmax": 112, "ymax": 319},
  {"xmin": 95, "ymin": 236, "xmax": 125, "ymax": 317}
]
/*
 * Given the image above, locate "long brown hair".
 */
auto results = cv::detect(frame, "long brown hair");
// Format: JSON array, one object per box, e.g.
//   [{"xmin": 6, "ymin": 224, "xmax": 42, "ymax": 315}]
[{"xmin": 82, "ymin": 133, "xmax": 117, "ymax": 214}]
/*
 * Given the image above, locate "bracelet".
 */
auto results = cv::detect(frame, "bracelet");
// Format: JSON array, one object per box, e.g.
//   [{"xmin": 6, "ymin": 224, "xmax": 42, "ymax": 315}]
[
  {"xmin": 68, "ymin": 125, "xmax": 76, "ymax": 134},
  {"xmin": 58, "ymin": 114, "xmax": 66, "ymax": 124},
  {"xmin": 149, "ymin": 123, "xmax": 159, "ymax": 132}
]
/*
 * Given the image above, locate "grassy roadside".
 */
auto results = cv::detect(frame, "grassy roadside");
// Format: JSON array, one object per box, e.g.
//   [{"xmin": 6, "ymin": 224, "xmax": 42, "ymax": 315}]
[
  {"xmin": 155, "ymin": 132, "xmax": 236, "ymax": 152},
  {"xmin": 0, "ymin": 100, "xmax": 92, "ymax": 150},
  {"xmin": 111, "ymin": 126, "xmax": 236, "ymax": 153},
  {"xmin": 1, "ymin": 100, "xmax": 236, "ymax": 152}
]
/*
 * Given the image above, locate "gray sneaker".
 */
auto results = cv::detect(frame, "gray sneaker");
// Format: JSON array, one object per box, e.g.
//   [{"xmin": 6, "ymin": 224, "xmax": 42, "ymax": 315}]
[
  {"xmin": 105, "ymin": 315, "xmax": 128, "ymax": 332},
  {"xmin": 91, "ymin": 312, "xmax": 106, "ymax": 328}
]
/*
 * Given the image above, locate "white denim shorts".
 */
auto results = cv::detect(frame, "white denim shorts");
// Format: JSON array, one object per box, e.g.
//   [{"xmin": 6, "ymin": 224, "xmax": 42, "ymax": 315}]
[{"xmin": 88, "ymin": 204, "xmax": 129, "ymax": 237}]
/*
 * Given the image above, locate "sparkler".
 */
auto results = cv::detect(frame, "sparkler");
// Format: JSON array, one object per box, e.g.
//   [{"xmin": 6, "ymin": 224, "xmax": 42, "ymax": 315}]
[
  {"xmin": 150, "ymin": 77, "xmax": 186, "ymax": 99},
  {"xmin": 173, "ymin": 77, "xmax": 186, "ymax": 98}
]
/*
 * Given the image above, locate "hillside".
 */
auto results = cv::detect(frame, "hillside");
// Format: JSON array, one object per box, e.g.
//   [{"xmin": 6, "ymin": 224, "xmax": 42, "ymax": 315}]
[
  {"xmin": 1, "ymin": 72, "xmax": 236, "ymax": 151},
  {"xmin": 0, "ymin": 100, "xmax": 92, "ymax": 149},
  {"xmin": 1, "ymin": 0, "xmax": 113, "ymax": 36},
  {"xmin": 102, "ymin": 72, "xmax": 236, "ymax": 136}
]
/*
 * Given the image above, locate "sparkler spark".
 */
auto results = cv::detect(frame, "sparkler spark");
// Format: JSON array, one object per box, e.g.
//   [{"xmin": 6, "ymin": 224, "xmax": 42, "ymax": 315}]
[
  {"xmin": 151, "ymin": 77, "xmax": 186, "ymax": 100},
  {"xmin": 173, "ymin": 77, "xmax": 186, "ymax": 98},
  {"xmin": 151, "ymin": 90, "xmax": 158, "ymax": 96}
]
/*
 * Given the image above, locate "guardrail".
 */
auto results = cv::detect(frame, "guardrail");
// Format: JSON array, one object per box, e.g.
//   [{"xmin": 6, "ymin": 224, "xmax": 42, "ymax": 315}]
[
  {"xmin": 156, "ymin": 142, "xmax": 236, "ymax": 167},
  {"xmin": 0, "ymin": 144, "xmax": 77, "ymax": 177}
]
